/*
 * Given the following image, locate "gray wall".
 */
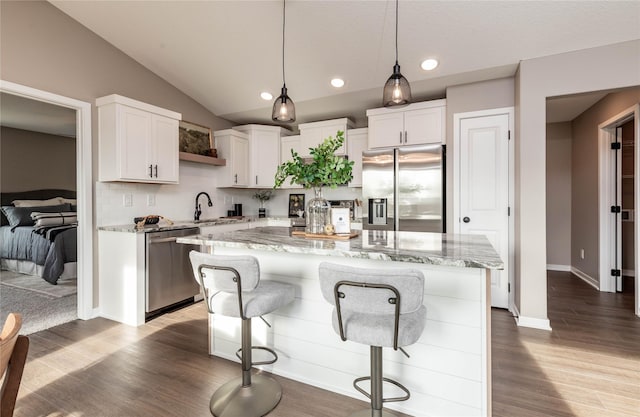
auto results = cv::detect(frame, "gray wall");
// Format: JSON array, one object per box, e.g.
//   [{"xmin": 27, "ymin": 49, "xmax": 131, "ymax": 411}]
[
  {"xmin": 445, "ymin": 78, "xmax": 515, "ymax": 232},
  {"xmin": 515, "ymin": 40, "xmax": 640, "ymax": 323},
  {"xmin": 545, "ymin": 122, "xmax": 572, "ymax": 267},
  {"xmin": 0, "ymin": 1, "xmax": 233, "ymax": 135},
  {"xmin": 571, "ymin": 87, "xmax": 640, "ymax": 280},
  {"xmin": 0, "ymin": 126, "xmax": 76, "ymax": 192}
]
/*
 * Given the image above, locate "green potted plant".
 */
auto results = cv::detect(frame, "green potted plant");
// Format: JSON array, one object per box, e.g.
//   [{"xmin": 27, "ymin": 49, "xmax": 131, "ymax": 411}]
[
  {"xmin": 252, "ymin": 190, "xmax": 273, "ymax": 218},
  {"xmin": 274, "ymin": 131, "xmax": 353, "ymax": 234}
]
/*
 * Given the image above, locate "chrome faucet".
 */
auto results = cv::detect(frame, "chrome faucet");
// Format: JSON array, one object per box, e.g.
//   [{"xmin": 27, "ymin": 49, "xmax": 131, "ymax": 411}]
[{"xmin": 194, "ymin": 192, "xmax": 213, "ymax": 221}]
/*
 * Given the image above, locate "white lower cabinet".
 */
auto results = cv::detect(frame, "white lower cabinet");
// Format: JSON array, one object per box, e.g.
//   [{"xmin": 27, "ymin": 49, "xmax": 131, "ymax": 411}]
[{"xmin": 99, "ymin": 230, "xmax": 146, "ymax": 326}]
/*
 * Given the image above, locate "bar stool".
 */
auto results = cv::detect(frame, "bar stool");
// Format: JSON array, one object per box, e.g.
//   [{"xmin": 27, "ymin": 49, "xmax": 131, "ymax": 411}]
[
  {"xmin": 318, "ymin": 262, "xmax": 426, "ymax": 417},
  {"xmin": 189, "ymin": 251, "xmax": 296, "ymax": 417}
]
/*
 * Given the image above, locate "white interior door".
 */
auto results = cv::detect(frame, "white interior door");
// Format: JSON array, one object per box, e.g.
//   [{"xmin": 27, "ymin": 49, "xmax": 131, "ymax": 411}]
[{"xmin": 459, "ymin": 113, "xmax": 510, "ymax": 308}]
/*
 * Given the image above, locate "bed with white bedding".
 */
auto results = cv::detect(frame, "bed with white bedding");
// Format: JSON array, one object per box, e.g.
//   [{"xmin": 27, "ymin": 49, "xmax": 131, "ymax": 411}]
[{"xmin": 0, "ymin": 189, "xmax": 77, "ymax": 284}]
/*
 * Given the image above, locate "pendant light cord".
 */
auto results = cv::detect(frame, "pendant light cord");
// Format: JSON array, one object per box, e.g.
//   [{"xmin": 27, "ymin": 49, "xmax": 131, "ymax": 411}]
[
  {"xmin": 395, "ymin": 0, "xmax": 398, "ymax": 64},
  {"xmin": 282, "ymin": 0, "xmax": 286, "ymax": 85}
]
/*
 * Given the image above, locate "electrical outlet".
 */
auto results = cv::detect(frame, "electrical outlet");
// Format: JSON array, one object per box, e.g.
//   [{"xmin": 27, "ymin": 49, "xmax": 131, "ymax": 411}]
[
  {"xmin": 224, "ymin": 196, "xmax": 231, "ymax": 205},
  {"xmin": 147, "ymin": 194, "xmax": 156, "ymax": 206},
  {"xmin": 123, "ymin": 194, "xmax": 133, "ymax": 207},
  {"xmin": 580, "ymin": 249, "xmax": 585, "ymax": 259}
]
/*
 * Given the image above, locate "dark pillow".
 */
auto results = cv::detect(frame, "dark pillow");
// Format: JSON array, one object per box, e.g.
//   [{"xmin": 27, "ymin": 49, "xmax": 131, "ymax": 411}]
[{"xmin": 1, "ymin": 204, "xmax": 71, "ymax": 230}]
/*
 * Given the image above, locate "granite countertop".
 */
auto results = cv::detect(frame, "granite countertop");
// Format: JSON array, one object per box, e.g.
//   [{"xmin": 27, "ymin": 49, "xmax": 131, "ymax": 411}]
[
  {"xmin": 98, "ymin": 216, "xmax": 363, "ymax": 234},
  {"xmin": 98, "ymin": 216, "xmax": 277, "ymax": 233},
  {"xmin": 178, "ymin": 226, "xmax": 503, "ymax": 270}
]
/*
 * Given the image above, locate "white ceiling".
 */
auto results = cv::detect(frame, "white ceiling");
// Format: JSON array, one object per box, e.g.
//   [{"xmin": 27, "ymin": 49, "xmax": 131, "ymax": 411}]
[{"xmin": 47, "ymin": 1, "xmax": 640, "ymax": 127}]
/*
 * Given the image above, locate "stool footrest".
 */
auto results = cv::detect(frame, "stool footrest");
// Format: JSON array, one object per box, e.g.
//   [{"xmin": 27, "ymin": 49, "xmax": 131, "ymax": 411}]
[
  {"xmin": 235, "ymin": 345, "xmax": 278, "ymax": 366},
  {"xmin": 353, "ymin": 376, "xmax": 411, "ymax": 403}
]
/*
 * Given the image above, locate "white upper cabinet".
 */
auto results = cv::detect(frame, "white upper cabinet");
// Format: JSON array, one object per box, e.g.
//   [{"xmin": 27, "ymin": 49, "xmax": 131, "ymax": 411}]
[
  {"xmin": 366, "ymin": 99, "xmax": 446, "ymax": 149},
  {"xmin": 298, "ymin": 118, "xmax": 354, "ymax": 157},
  {"xmin": 279, "ymin": 134, "xmax": 303, "ymax": 189},
  {"xmin": 346, "ymin": 128, "xmax": 368, "ymax": 187},
  {"xmin": 214, "ymin": 129, "xmax": 250, "ymax": 187},
  {"xmin": 97, "ymin": 94, "xmax": 181, "ymax": 184},
  {"xmin": 233, "ymin": 124, "xmax": 291, "ymax": 188},
  {"xmin": 281, "ymin": 134, "xmax": 302, "ymax": 162}
]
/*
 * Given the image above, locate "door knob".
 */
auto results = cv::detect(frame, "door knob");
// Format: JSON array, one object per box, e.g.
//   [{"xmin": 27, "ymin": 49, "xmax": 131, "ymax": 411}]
[{"xmin": 463, "ymin": 217, "xmax": 470, "ymax": 223}]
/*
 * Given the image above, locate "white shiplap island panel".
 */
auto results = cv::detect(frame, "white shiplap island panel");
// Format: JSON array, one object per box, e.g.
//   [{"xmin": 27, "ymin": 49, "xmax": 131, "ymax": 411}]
[{"xmin": 179, "ymin": 227, "xmax": 502, "ymax": 417}]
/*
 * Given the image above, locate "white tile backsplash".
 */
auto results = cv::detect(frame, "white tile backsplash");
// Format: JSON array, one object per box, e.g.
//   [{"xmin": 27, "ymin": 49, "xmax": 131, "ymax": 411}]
[{"xmin": 95, "ymin": 162, "xmax": 362, "ymax": 226}]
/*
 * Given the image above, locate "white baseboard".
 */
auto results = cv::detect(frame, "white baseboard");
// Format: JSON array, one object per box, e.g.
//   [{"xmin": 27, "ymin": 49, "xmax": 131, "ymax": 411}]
[
  {"xmin": 547, "ymin": 264, "xmax": 571, "ymax": 272},
  {"xmin": 516, "ymin": 315, "xmax": 552, "ymax": 331},
  {"xmin": 622, "ymin": 269, "xmax": 635, "ymax": 277},
  {"xmin": 510, "ymin": 304, "xmax": 552, "ymax": 331},
  {"xmin": 570, "ymin": 267, "xmax": 599, "ymax": 290}
]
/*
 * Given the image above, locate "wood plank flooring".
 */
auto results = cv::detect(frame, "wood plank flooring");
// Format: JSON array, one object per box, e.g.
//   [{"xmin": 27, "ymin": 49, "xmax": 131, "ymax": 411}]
[
  {"xmin": 12, "ymin": 272, "xmax": 640, "ymax": 417},
  {"xmin": 492, "ymin": 272, "xmax": 639, "ymax": 417}
]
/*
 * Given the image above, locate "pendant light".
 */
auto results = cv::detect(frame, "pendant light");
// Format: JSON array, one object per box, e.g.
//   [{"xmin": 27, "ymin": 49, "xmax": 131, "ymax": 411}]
[
  {"xmin": 383, "ymin": 0, "xmax": 411, "ymax": 107},
  {"xmin": 272, "ymin": 0, "xmax": 296, "ymax": 122}
]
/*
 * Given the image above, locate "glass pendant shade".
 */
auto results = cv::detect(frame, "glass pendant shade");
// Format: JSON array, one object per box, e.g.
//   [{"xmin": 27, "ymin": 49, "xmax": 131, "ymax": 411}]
[
  {"xmin": 383, "ymin": 62, "xmax": 411, "ymax": 107},
  {"xmin": 272, "ymin": 85, "xmax": 296, "ymax": 122}
]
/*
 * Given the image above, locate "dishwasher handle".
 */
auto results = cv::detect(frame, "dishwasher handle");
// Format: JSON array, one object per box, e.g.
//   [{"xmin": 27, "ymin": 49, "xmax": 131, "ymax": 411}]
[{"xmin": 148, "ymin": 236, "xmax": 179, "ymax": 244}]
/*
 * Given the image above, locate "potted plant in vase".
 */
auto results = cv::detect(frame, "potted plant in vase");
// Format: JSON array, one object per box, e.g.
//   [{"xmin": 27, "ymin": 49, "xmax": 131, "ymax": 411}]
[
  {"xmin": 274, "ymin": 131, "xmax": 353, "ymax": 234},
  {"xmin": 252, "ymin": 190, "xmax": 273, "ymax": 218}
]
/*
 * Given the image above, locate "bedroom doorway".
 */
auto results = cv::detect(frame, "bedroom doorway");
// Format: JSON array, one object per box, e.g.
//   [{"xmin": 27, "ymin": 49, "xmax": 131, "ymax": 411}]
[{"xmin": 0, "ymin": 80, "xmax": 93, "ymax": 321}]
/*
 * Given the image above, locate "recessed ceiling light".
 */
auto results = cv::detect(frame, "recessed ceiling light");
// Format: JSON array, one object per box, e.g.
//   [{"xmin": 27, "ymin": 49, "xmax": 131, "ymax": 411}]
[
  {"xmin": 260, "ymin": 92, "xmax": 273, "ymax": 100},
  {"xmin": 331, "ymin": 78, "xmax": 345, "ymax": 88},
  {"xmin": 421, "ymin": 58, "xmax": 439, "ymax": 71}
]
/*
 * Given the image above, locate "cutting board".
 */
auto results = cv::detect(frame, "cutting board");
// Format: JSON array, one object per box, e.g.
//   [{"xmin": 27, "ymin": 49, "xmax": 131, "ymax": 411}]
[{"xmin": 291, "ymin": 230, "xmax": 359, "ymax": 240}]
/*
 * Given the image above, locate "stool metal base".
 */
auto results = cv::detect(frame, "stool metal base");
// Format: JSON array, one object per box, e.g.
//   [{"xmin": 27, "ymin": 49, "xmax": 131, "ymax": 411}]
[
  {"xmin": 210, "ymin": 374, "xmax": 282, "ymax": 417},
  {"xmin": 349, "ymin": 409, "xmax": 398, "ymax": 417}
]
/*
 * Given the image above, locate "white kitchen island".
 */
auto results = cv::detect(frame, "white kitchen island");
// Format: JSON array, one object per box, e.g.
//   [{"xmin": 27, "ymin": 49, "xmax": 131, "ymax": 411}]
[{"xmin": 178, "ymin": 227, "xmax": 503, "ymax": 417}]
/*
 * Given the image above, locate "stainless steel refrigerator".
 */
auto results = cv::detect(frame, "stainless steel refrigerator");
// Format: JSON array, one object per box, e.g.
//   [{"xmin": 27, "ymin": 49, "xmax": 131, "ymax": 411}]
[{"xmin": 362, "ymin": 144, "xmax": 445, "ymax": 232}]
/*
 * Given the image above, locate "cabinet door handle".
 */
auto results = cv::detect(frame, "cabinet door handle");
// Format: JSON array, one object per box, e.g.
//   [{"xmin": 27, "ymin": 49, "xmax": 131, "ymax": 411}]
[
  {"xmin": 234, "ymin": 174, "xmax": 238, "ymax": 184},
  {"xmin": 399, "ymin": 131, "xmax": 403, "ymax": 144},
  {"xmin": 256, "ymin": 175, "xmax": 258, "ymax": 185},
  {"xmin": 154, "ymin": 164, "xmax": 158, "ymax": 178},
  {"xmin": 149, "ymin": 164, "xmax": 153, "ymax": 178},
  {"xmin": 404, "ymin": 131, "xmax": 408, "ymax": 144}
]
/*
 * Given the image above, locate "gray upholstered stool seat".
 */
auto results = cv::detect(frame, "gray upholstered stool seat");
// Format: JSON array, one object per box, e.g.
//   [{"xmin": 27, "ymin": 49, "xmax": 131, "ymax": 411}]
[
  {"xmin": 319, "ymin": 262, "xmax": 426, "ymax": 417},
  {"xmin": 189, "ymin": 251, "xmax": 295, "ymax": 417},
  {"xmin": 209, "ymin": 280, "xmax": 296, "ymax": 318},
  {"xmin": 331, "ymin": 308, "xmax": 425, "ymax": 348}
]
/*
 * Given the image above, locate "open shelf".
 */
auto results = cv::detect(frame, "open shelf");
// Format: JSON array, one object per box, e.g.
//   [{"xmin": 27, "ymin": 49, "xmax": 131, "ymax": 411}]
[{"xmin": 179, "ymin": 152, "xmax": 226, "ymax": 166}]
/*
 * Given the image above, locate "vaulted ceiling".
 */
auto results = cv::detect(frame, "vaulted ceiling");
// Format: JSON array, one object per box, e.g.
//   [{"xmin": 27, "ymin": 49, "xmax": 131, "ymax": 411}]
[{"xmin": 35, "ymin": 1, "xmax": 640, "ymax": 127}]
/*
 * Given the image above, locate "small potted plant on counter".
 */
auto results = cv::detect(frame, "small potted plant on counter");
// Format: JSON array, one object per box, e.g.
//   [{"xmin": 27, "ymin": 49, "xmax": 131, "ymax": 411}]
[
  {"xmin": 253, "ymin": 190, "xmax": 273, "ymax": 218},
  {"xmin": 274, "ymin": 131, "xmax": 353, "ymax": 234}
]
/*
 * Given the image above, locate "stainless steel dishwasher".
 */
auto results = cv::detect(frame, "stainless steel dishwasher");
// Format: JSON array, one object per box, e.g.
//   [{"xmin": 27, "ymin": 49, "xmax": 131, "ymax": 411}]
[{"xmin": 145, "ymin": 227, "xmax": 200, "ymax": 319}]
